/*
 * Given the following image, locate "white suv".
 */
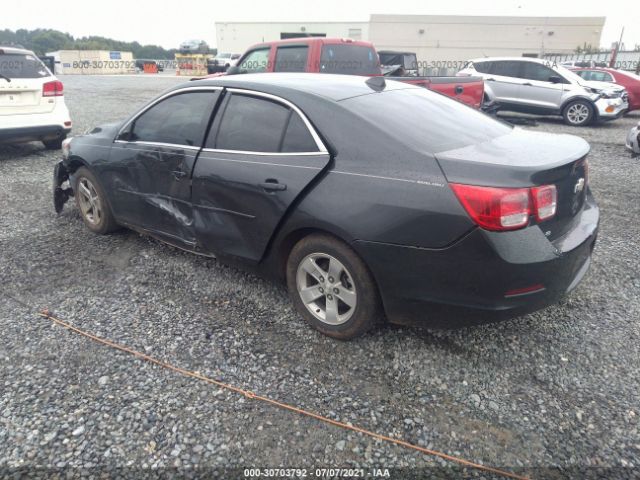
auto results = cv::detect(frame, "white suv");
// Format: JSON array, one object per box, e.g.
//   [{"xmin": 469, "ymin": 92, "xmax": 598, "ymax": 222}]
[
  {"xmin": 0, "ymin": 46, "xmax": 72, "ymax": 149},
  {"xmin": 458, "ymin": 57, "xmax": 628, "ymax": 126}
]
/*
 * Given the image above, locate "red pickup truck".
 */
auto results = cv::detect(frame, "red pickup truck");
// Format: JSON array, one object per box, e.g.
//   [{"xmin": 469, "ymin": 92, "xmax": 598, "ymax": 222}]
[{"xmin": 205, "ymin": 38, "xmax": 485, "ymax": 109}]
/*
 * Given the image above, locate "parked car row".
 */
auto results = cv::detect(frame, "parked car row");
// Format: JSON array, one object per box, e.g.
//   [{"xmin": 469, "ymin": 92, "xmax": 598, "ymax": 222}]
[
  {"xmin": 458, "ymin": 57, "xmax": 629, "ymax": 126},
  {"xmin": 200, "ymin": 38, "xmax": 486, "ymax": 110}
]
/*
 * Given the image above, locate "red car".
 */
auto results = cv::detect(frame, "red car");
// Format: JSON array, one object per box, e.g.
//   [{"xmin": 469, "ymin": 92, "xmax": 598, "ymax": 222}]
[
  {"xmin": 199, "ymin": 38, "xmax": 485, "ymax": 109},
  {"xmin": 571, "ymin": 67, "xmax": 640, "ymax": 112}
]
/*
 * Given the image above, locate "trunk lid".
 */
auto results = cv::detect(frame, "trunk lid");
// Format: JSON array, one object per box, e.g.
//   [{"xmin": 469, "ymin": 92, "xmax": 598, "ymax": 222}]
[{"xmin": 435, "ymin": 128, "xmax": 590, "ymax": 240}]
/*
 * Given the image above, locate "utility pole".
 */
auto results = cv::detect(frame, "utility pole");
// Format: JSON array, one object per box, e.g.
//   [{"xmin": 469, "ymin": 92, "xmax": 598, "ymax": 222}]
[{"xmin": 609, "ymin": 27, "xmax": 624, "ymax": 68}]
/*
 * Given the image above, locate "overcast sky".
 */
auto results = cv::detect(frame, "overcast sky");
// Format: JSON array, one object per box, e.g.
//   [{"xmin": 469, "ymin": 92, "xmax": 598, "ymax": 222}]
[{"xmin": 4, "ymin": 0, "xmax": 636, "ymax": 50}]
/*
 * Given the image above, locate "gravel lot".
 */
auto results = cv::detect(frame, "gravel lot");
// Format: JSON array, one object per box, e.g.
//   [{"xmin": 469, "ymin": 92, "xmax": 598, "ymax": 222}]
[{"xmin": 1, "ymin": 75, "xmax": 639, "ymax": 479}]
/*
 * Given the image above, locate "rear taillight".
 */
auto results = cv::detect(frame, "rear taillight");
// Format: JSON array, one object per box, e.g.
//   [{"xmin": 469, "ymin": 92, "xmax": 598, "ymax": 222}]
[
  {"xmin": 531, "ymin": 185, "xmax": 557, "ymax": 221},
  {"xmin": 43, "ymin": 80, "xmax": 64, "ymax": 97},
  {"xmin": 450, "ymin": 183, "xmax": 557, "ymax": 232}
]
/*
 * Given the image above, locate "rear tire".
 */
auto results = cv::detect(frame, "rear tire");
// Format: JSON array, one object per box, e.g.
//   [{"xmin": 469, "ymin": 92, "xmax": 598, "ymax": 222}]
[
  {"xmin": 73, "ymin": 167, "xmax": 118, "ymax": 235},
  {"xmin": 43, "ymin": 135, "xmax": 66, "ymax": 150},
  {"xmin": 286, "ymin": 233, "xmax": 383, "ymax": 340},
  {"xmin": 562, "ymin": 100, "xmax": 594, "ymax": 126}
]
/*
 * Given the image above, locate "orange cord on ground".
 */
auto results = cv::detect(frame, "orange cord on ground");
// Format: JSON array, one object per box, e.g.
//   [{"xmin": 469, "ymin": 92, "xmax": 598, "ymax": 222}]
[{"xmin": 38, "ymin": 308, "xmax": 530, "ymax": 480}]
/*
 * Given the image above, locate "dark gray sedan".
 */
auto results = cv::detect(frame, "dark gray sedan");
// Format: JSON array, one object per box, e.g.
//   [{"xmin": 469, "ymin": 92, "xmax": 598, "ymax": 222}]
[{"xmin": 54, "ymin": 74, "xmax": 599, "ymax": 339}]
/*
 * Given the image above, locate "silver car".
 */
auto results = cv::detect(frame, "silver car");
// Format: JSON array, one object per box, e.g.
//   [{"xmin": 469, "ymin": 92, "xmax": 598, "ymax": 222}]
[
  {"xmin": 458, "ymin": 57, "xmax": 628, "ymax": 126},
  {"xmin": 626, "ymin": 122, "xmax": 640, "ymax": 155}
]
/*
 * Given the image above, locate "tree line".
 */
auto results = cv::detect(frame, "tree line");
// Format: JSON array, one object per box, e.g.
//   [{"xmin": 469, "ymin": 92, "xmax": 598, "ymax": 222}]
[{"xmin": 0, "ymin": 28, "xmax": 178, "ymax": 59}]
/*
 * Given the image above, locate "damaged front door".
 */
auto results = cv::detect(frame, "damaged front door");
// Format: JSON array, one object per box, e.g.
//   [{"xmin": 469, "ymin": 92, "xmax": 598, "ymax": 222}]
[{"xmin": 107, "ymin": 89, "xmax": 220, "ymax": 247}]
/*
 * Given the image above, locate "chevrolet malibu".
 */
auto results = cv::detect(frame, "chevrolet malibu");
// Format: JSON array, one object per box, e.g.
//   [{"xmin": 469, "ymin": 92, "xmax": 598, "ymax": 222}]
[{"xmin": 53, "ymin": 74, "xmax": 599, "ymax": 339}]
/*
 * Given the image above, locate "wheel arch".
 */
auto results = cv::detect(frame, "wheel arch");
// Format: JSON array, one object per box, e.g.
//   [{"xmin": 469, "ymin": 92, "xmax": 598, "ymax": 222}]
[
  {"xmin": 269, "ymin": 224, "xmax": 356, "ymax": 281},
  {"xmin": 560, "ymin": 96, "xmax": 598, "ymax": 121}
]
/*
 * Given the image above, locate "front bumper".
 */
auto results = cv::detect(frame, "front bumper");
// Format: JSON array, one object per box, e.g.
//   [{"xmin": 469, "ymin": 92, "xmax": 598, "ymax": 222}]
[
  {"xmin": 354, "ymin": 190, "xmax": 599, "ymax": 327},
  {"xmin": 595, "ymin": 97, "xmax": 628, "ymax": 120},
  {"xmin": 625, "ymin": 123, "xmax": 640, "ymax": 153}
]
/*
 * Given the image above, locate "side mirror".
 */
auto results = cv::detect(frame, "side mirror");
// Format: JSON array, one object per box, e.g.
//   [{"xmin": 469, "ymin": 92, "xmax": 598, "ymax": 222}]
[
  {"xmin": 226, "ymin": 65, "xmax": 240, "ymax": 75},
  {"xmin": 548, "ymin": 75, "xmax": 563, "ymax": 84}
]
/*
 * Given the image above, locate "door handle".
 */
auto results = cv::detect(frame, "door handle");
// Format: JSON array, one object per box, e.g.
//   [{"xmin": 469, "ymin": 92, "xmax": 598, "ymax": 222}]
[
  {"xmin": 522, "ymin": 82, "xmax": 532, "ymax": 86},
  {"xmin": 486, "ymin": 78, "xmax": 495, "ymax": 81},
  {"xmin": 171, "ymin": 170, "xmax": 187, "ymax": 179},
  {"xmin": 260, "ymin": 179, "xmax": 287, "ymax": 192}
]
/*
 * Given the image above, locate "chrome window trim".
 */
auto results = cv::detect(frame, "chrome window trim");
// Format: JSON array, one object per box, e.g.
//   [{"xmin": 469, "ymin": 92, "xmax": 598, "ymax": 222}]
[
  {"xmin": 201, "ymin": 147, "xmax": 326, "ymax": 157},
  {"xmin": 225, "ymin": 87, "xmax": 328, "ymax": 154},
  {"xmin": 115, "ymin": 86, "xmax": 223, "ymax": 144},
  {"xmin": 114, "ymin": 140, "xmax": 201, "ymax": 151},
  {"xmin": 114, "ymin": 85, "xmax": 329, "ymax": 156}
]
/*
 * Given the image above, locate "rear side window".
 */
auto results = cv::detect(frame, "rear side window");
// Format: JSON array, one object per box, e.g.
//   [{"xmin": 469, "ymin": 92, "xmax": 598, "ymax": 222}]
[
  {"xmin": 319, "ymin": 45, "xmax": 380, "ymax": 76},
  {"xmin": 581, "ymin": 70, "xmax": 613, "ymax": 82},
  {"xmin": 211, "ymin": 94, "xmax": 319, "ymax": 153},
  {"xmin": 281, "ymin": 113, "xmax": 318, "ymax": 152},
  {"xmin": 238, "ymin": 48, "xmax": 270, "ymax": 73},
  {"xmin": 130, "ymin": 91, "xmax": 218, "ymax": 146},
  {"xmin": 472, "ymin": 61, "xmax": 493, "ymax": 73},
  {"xmin": 490, "ymin": 61, "xmax": 521, "ymax": 78},
  {"xmin": 0, "ymin": 53, "xmax": 50, "ymax": 79},
  {"xmin": 274, "ymin": 46, "xmax": 308, "ymax": 72},
  {"xmin": 214, "ymin": 94, "xmax": 290, "ymax": 152}
]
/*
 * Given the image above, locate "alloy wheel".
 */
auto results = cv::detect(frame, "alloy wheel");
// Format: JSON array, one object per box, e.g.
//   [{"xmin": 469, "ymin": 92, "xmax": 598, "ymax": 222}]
[
  {"xmin": 296, "ymin": 253, "xmax": 357, "ymax": 325},
  {"xmin": 566, "ymin": 103, "xmax": 590, "ymax": 125},
  {"xmin": 76, "ymin": 178, "xmax": 102, "ymax": 226}
]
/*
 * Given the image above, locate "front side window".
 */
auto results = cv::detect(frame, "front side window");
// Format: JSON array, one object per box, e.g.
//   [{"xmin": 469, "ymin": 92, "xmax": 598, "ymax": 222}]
[
  {"xmin": 129, "ymin": 91, "xmax": 218, "ymax": 146},
  {"xmin": 521, "ymin": 62, "xmax": 559, "ymax": 82},
  {"xmin": 211, "ymin": 93, "xmax": 319, "ymax": 153},
  {"xmin": 238, "ymin": 49, "xmax": 270, "ymax": 73},
  {"xmin": 274, "ymin": 46, "xmax": 309, "ymax": 72},
  {"xmin": 0, "ymin": 53, "xmax": 50, "ymax": 79}
]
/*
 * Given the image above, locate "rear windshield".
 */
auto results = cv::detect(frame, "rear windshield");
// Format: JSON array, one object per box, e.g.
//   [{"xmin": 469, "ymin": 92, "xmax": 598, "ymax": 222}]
[
  {"xmin": 379, "ymin": 53, "xmax": 417, "ymax": 70},
  {"xmin": 342, "ymin": 87, "xmax": 512, "ymax": 153},
  {"xmin": 319, "ymin": 45, "xmax": 380, "ymax": 76},
  {"xmin": 0, "ymin": 53, "xmax": 51, "ymax": 79}
]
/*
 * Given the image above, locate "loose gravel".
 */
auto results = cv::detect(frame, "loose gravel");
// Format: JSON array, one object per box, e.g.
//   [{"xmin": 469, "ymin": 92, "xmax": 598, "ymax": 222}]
[{"xmin": 0, "ymin": 75, "xmax": 639, "ymax": 479}]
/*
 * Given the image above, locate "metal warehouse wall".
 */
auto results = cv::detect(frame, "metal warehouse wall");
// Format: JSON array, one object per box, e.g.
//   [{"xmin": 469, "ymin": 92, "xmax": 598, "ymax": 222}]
[
  {"xmin": 215, "ymin": 15, "xmax": 605, "ymax": 75},
  {"xmin": 215, "ymin": 22, "xmax": 370, "ymax": 53},
  {"xmin": 369, "ymin": 15, "xmax": 605, "ymax": 66}
]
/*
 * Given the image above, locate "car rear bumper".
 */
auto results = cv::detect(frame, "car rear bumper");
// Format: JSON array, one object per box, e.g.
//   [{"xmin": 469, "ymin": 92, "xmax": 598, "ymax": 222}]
[
  {"xmin": 0, "ymin": 125, "xmax": 71, "ymax": 144},
  {"xmin": 354, "ymin": 190, "xmax": 599, "ymax": 327},
  {"xmin": 0, "ymin": 102, "xmax": 72, "ymax": 144}
]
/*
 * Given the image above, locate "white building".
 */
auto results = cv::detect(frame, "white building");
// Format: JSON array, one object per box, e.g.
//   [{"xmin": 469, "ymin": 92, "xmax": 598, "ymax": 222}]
[
  {"xmin": 215, "ymin": 21, "xmax": 369, "ymax": 54},
  {"xmin": 215, "ymin": 15, "xmax": 605, "ymax": 67}
]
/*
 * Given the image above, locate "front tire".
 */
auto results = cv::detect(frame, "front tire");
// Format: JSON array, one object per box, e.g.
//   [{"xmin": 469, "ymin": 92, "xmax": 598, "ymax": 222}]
[
  {"xmin": 563, "ymin": 100, "xmax": 594, "ymax": 126},
  {"xmin": 73, "ymin": 167, "xmax": 118, "ymax": 235},
  {"xmin": 286, "ymin": 234, "xmax": 382, "ymax": 340}
]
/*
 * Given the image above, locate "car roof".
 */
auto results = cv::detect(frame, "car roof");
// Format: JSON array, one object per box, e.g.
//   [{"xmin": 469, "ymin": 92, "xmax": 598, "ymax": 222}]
[
  {"xmin": 467, "ymin": 57, "xmax": 551, "ymax": 64},
  {"xmin": 182, "ymin": 72, "xmax": 417, "ymax": 102},
  {"xmin": 0, "ymin": 46, "xmax": 34, "ymax": 55},
  {"xmin": 378, "ymin": 50, "xmax": 415, "ymax": 55},
  {"xmin": 247, "ymin": 37, "xmax": 375, "ymax": 51}
]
